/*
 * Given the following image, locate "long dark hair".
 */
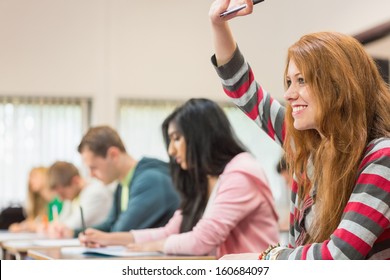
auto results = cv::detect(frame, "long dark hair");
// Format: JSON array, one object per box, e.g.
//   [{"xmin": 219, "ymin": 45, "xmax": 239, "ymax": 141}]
[{"xmin": 162, "ymin": 98, "xmax": 247, "ymax": 233}]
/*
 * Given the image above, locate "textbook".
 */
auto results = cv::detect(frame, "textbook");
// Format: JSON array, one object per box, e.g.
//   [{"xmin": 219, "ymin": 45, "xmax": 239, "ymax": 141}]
[{"xmin": 61, "ymin": 246, "xmax": 163, "ymax": 257}]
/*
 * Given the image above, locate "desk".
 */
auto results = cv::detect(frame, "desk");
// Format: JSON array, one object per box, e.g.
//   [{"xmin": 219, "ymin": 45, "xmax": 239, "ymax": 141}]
[
  {"xmin": 28, "ymin": 248, "xmax": 216, "ymax": 260},
  {"xmin": 0, "ymin": 232, "xmax": 41, "ymax": 260},
  {"xmin": 3, "ymin": 239, "xmax": 80, "ymax": 260}
]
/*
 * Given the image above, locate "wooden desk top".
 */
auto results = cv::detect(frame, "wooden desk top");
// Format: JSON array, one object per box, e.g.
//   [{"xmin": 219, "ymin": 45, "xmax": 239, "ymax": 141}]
[{"xmin": 28, "ymin": 248, "xmax": 216, "ymax": 260}]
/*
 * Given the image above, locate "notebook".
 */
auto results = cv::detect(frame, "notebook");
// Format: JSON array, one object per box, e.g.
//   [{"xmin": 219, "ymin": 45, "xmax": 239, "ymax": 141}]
[{"xmin": 61, "ymin": 246, "xmax": 163, "ymax": 257}]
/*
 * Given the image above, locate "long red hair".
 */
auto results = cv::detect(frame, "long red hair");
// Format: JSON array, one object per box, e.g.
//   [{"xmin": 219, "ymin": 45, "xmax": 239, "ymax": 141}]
[{"xmin": 283, "ymin": 32, "xmax": 390, "ymax": 243}]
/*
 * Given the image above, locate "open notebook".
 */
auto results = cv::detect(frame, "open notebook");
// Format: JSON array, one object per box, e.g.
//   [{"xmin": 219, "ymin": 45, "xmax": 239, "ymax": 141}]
[{"xmin": 61, "ymin": 246, "xmax": 163, "ymax": 257}]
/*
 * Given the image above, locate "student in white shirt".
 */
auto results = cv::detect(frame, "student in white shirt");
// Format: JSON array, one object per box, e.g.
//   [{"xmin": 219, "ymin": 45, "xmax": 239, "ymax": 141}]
[{"xmin": 46, "ymin": 161, "xmax": 113, "ymax": 238}]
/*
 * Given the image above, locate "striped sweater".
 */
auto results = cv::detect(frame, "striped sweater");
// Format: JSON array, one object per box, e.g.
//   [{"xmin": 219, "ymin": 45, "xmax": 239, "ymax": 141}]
[{"xmin": 211, "ymin": 47, "xmax": 390, "ymax": 260}]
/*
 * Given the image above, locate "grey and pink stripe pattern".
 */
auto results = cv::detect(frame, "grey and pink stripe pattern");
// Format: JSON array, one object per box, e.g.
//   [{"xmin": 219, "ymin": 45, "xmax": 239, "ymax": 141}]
[{"xmin": 212, "ymin": 47, "xmax": 390, "ymax": 259}]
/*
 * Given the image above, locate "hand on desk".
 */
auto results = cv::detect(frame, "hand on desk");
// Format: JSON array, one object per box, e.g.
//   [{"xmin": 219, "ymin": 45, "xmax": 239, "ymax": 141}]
[
  {"xmin": 79, "ymin": 228, "xmax": 112, "ymax": 248},
  {"xmin": 79, "ymin": 229, "xmax": 136, "ymax": 247},
  {"xmin": 126, "ymin": 239, "xmax": 165, "ymax": 253},
  {"xmin": 9, "ymin": 219, "xmax": 36, "ymax": 233},
  {"xmin": 8, "ymin": 222, "xmax": 24, "ymax": 232}
]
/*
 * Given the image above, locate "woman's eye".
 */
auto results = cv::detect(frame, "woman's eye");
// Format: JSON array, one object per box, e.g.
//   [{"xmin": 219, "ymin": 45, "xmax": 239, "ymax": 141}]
[
  {"xmin": 172, "ymin": 134, "xmax": 181, "ymax": 142},
  {"xmin": 298, "ymin": 77, "xmax": 305, "ymax": 84},
  {"xmin": 286, "ymin": 80, "xmax": 291, "ymax": 87}
]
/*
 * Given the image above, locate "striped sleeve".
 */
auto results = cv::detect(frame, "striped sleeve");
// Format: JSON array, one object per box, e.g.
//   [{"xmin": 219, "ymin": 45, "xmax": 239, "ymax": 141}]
[
  {"xmin": 276, "ymin": 138, "xmax": 390, "ymax": 259},
  {"xmin": 211, "ymin": 47, "xmax": 286, "ymax": 146}
]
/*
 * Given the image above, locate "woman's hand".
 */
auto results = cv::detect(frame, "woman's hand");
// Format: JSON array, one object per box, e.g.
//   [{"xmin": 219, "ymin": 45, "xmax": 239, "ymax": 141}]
[
  {"xmin": 209, "ymin": 0, "xmax": 254, "ymax": 66},
  {"xmin": 8, "ymin": 223, "xmax": 22, "ymax": 233},
  {"xmin": 47, "ymin": 222, "xmax": 74, "ymax": 239},
  {"xmin": 78, "ymin": 228, "xmax": 110, "ymax": 248},
  {"xmin": 79, "ymin": 229, "xmax": 134, "ymax": 248},
  {"xmin": 209, "ymin": 0, "xmax": 254, "ymax": 25}
]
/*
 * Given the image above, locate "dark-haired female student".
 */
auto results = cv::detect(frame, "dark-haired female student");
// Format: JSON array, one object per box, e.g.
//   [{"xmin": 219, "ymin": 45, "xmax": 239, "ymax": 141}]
[{"xmin": 80, "ymin": 98, "xmax": 279, "ymax": 258}]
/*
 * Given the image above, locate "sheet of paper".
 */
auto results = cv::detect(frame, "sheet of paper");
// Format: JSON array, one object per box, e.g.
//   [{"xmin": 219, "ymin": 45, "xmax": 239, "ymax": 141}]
[
  {"xmin": 32, "ymin": 238, "xmax": 80, "ymax": 247},
  {"xmin": 61, "ymin": 246, "xmax": 163, "ymax": 257},
  {"xmin": 4, "ymin": 238, "xmax": 80, "ymax": 248},
  {"xmin": 3, "ymin": 240, "xmax": 34, "ymax": 248},
  {"xmin": 0, "ymin": 232, "xmax": 41, "ymax": 241}
]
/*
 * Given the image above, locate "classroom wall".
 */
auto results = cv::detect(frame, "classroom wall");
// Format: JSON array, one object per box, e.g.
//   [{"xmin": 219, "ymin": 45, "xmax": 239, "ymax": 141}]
[{"xmin": 1, "ymin": 0, "xmax": 390, "ymax": 127}]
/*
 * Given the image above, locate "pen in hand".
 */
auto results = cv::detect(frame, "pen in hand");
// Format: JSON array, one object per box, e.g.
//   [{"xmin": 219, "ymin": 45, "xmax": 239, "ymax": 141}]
[
  {"xmin": 80, "ymin": 206, "xmax": 86, "ymax": 235},
  {"xmin": 79, "ymin": 206, "xmax": 90, "ymax": 247},
  {"xmin": 220, "ymin": 0, "xmax": 264, "ymax": 17}
]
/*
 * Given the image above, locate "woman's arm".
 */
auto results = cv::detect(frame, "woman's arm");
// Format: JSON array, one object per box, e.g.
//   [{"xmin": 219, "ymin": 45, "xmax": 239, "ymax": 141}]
[
  {"xmin": 209, "ymin": 0, "xmax": 285, "ymax": 145},
  {"xmin": 131, "ymin": 210, "xmax": 182, "ymax": 244},
  {"xmin": 209, "ymin": 0, "xmax": 253, "ymax": 66}
]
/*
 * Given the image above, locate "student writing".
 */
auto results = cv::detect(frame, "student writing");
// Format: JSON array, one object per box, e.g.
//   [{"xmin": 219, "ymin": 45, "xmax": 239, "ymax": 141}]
[{"xmin": 79, "ymin": 98, "xmax": 279, "ymax": 258}]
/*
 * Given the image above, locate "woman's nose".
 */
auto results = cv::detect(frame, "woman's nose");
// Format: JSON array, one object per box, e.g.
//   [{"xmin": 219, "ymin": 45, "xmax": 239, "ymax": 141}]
[
  {"xmin": 168, "ymin": 141, "xmax": 175, "ymax": 157},
  {"xmin": 283, "ymin": 85, "xmax": 299, "ymax": 102}
]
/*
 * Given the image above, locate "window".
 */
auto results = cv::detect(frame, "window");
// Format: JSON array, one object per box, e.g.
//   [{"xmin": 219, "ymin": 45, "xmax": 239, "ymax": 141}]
[
  {"xmin": 0, "ymin": 96, "xmax": 91, "ymax": 209},
  {"xmin": 118, "ymin": 100, "xmax": 177, "ymax": 161}
]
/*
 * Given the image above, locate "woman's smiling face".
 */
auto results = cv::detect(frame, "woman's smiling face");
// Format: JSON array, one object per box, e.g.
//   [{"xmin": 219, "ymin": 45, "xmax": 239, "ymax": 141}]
[{"xmin": 284, "ymin": 59, "xmax": 318, "ymax": 131}]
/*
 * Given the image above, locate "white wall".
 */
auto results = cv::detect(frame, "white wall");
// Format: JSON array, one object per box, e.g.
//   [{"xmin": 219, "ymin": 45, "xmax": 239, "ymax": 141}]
[{"xmin": 1, "ymin": 0, "xmax": 390, "ymax": 126}]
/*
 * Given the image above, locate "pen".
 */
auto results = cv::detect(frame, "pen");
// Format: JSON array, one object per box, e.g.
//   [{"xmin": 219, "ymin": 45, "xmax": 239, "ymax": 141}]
[
  {"xmin": 220, "ymin": 0, "xmax": 264, "ymax": 17},
  {"xmin": 80, "ymin": 206, "xmax": 86, "ymax": 235}
]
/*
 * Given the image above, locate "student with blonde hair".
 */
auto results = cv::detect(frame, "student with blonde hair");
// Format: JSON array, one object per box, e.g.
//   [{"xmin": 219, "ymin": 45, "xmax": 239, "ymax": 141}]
[{"xmin": 9, "ymin": 167, "xmax": 62, "ymax": 232}]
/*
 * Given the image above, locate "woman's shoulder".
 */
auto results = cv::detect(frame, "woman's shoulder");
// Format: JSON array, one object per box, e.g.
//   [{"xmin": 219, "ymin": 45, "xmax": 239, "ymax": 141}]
[
  {"xmin": 364, "ymin": 137, "xmax": 390, "ymax": 157},
  {"xmin": 225, "ymin": 152, "xmax": 256, "ymax": 167},
  {"xmin": 223, "ymin": 152, "xmax": 267, "ymax": 179},
  {"xmin": 360, "ymin": 137, "xmax": 390, "ymax": 171}
]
